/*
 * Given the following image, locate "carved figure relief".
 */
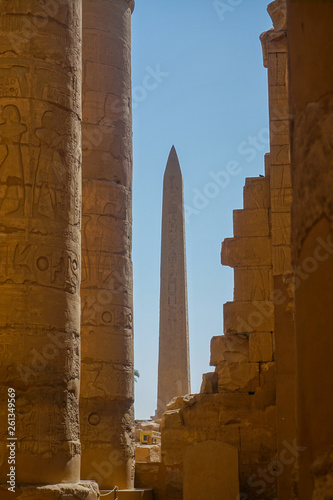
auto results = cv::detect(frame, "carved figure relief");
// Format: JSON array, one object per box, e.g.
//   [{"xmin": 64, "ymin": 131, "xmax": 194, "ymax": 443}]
[
  {"xmin": 0, "ymin": 105, "xmax": 26, "ymax": 215},
  {"xmin": 33, "ymin": 111, "xmax": 67, "ymax": 219}
]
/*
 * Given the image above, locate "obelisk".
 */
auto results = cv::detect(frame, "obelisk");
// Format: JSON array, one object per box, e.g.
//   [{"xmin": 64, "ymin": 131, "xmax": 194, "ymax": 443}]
[{"xmin": 155, "ymin": 146, "xmax": 190, "ymax": 419}]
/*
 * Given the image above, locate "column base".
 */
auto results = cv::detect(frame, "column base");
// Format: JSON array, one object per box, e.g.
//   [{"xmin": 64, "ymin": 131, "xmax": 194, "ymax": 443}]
[
  {"xmin": 101, "ymin": 489, "xmax": 153, "ymax": 499},
  {"xmin": 0, "ymin": 481, "xmax": 99, "ymax": 500}
]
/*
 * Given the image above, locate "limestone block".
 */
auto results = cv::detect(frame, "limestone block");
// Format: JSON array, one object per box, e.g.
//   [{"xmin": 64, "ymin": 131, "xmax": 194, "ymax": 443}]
[
  {"xmin": 200, "ymin": 372, "xmax": 218, "ymax": 393},
  {"xmin": 268, "ymin": 51, "xmax": 288, "ymax": 86},
  {"xmin": 3, "ymin": 482, "xmax": 100, "ymax": 500},
  {"xmin": 210, "ymin": 334, "xmax": 249, "ymax": 365},
  {"xmin": 222, "ymin": 237, "xmax": 272, "ymax": 268},
  {"xmin": 135, "ymin": 463, "xmax": 165, "ymax": 499},
  {"xmin": 270, "ymin": 119, "xmax": 290, "ymax": 147},
  {"xmin": 183, "ymin": 441, "xmax": 239, "ymax": 500},
  {"xmin": 223, "ymin": 301, "xmax": 274, "ymax": 334},
  {"xmin": 162, "ymin": 410, "xmax": 184, "ymax": 430},
  {"xmin": 249, "ymin": 332, "xmax": 273, "ymax": 362},
  {"xmin": 240, "ymin": 426, "xmax": 277, "ymax": 465},
  {"xmin": 270, "ymin": 143, "xmax": 291, "ymax": 166},
  {"xmin": 234, "ymin": 267, "xmax": 273, "ymax": 301},
  {"xmin": 135, "ymin": 445, "xmax": 161, "ymax": 463},
  {"xmin": 243, "ymin": 177, "xmax": 270, "ymax": 209},
  {"xmin": 271, "ymin": 187, "xmax": 292, "ymax": 212},
  {"xmin": 217, "ymin": 361, "xmax": 259, "ymax": 392},
  {"xmin": 270, "ymin": 165, "xmax": 292, "ymax": 190},
  {"xmin": 233, "ymin": 208, "xmax": 270, "ymax": 237},
  {"xmin": 272, "ymin": 212, "xmax": 291, "ymax": 246},
  {"xmin": 260, "ymin": 362, "xmax": 276, "ymax": 393},
  {"xmin": 272, "ymin": 245, "xmax": 292, "ymax": 275},
  {"xmin": 268, "ymin": 84, "xmax": 289, "ymax": 121}
]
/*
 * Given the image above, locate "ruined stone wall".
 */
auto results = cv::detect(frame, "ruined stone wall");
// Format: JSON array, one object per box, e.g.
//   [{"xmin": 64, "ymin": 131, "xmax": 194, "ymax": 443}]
[
  {"xmin": 136, "ymin": 2, "xmax": 298, "ymax": 499},
  {"xmin": 80, "ymin": 0, "xmax": 135, "ymax": 491}
]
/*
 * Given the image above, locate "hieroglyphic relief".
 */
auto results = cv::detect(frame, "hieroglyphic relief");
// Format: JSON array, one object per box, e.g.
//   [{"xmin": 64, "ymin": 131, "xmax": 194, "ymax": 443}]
[
  {"xmin": 0, "ymin": 242, "xmax": 79, "ymax": 293},
  {"xmin": 0, "ymin": 105, "xmax": 26, "ymax": 215},
  {"xmin": 33, "ymin": 111, "xmax": 67, "ymax": 219}
]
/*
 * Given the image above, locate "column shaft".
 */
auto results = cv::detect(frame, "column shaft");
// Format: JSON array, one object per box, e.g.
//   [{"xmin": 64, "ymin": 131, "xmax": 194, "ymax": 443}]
[
  {"xmin": 80, "ymin": 0, "xmax": 135, "ymax": 490},
  {"xmin": 0, "ymin": 0, "xmax": 82, "ymax": 485}
]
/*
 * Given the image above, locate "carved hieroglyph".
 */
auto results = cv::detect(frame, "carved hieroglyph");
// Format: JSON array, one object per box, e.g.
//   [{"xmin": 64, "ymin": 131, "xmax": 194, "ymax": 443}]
[
  {"xmin": 80, "ymin": 0, "xmax": 135, "ymax": 490},
  {"xmin": 155, "ymin": 147, "xmax": 190, "ymax": 419},
  {"xmin": 0, "ymin": 0, "xmax": 82, "ymax": 487}
]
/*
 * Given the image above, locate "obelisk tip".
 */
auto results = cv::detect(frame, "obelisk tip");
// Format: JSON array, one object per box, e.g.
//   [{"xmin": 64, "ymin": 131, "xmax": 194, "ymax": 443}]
[{"xmin": 165, "ymin": 145, "xmax": 181, "ymax": 176}]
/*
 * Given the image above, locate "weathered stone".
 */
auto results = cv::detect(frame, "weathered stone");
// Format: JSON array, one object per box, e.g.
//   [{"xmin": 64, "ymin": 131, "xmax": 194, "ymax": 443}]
[
  {"xmin": 233, "ymin": 209, "xmax": 270, "ymax": 237},
  {"xmin": 210, "ymin": 334, "xmax": 249, "ymax": 365},
  {"xmin": 234, "ymin": 267, "xmax": 273, "ymax": 301},
  {"xmin": 183, "ymin": 441, "xmax": 239, "ymax": 500},
  {"xmin": 224, "ymin": 301, "xmax": 274, "ymax": 334},
  {"xmin": 0, "ymin": 482, "xmax": 100, "ymax": 500},
  {"xmin": 135, "ymin": 445, "xmax": 161, "ymax": 464},
  {"xmin": 222, "ymin": 236, "xmax": 272, "ymax": 268},
  {"xmin": 272, "ymin": 212, "xmax": 291, "ymax": 246},
  {"xmin": 243, "ymin": 177, "xmax": 270, "ymax": 209},
  {"xmin": 200, "ymin": 372, "xmax": 218, "ymax": 393},
  {"xmin": 260, "ymin": 362, "xmax": 276, "ymax": 393},
  {"xmin": 217, "ymin": 361, "xmax": 259, "ymax": 393},
  {"xmin": 156, "ymin": 147, "xmax": 190, "ymax": 418},
  {"xmin": 249, "ymin": 332, "xmax": 273, "ymax": 362}
]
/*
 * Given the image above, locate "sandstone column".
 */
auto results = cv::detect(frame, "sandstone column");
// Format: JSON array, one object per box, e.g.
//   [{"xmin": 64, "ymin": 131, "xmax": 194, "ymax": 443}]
[
  {"xmin": 287, "ymin": 2, "xmax": 333, "ymax": 498},
  {"xmin": 260, "ymin": 2, "xmax": 296, "ymax": 498},
  {"xmin": 155, "ymin": 146, "xmax": 190, "ymax": 419},
  {"xmin": 0, "ymin": 0, "xmax": 86, "ymax": 492},
  {"xmin": 80, "ymin": 0, "xmax": 135, "ymax": 490}
]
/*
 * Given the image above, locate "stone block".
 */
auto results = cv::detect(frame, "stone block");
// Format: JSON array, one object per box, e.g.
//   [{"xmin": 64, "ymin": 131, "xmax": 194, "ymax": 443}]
[
  {"xmin": 272, "ymin": 245, "xmax": 292, "ymax": 275},
  {"xmin": 270, "ymin": 164, "xmax": 292, "ymax": 189},
  {"xmin": 217, "ymin": 361, "xmax": 259, "ymax": 392},
  {"xmin": 161, "ymin": 410, "xmax": 184, "ymax": 430},
  {"xmin": 135, "ymin": 445, "xmax": 161, "ymax": 463},
  {"xmin": 271, "ymin": 187, "xmax": 292, "ymax": 212},
  {"xmin": 210, "ymin": 334, "xmax": 249, "ymax": 365},
  {"xmin": 240, "ymin": 426, "xmax": 277, "ymax": 465},
  {"xmin": 268, "ymin": 84, "xmax": 289, "ymax": 121},
  {"xmin": 272, "ymin": 212, "xmax": 291, "ymax": 246},
  {"xmin": 234, "ymin": 267, "xmax": 273, "ymax": 301},
  {"xmin": 270, "ymin": 144, "xmax": 291, "ymax": 166},
  {"xmin": 223, "ymin": 301, "xmax": 274, "ymax": 334},
  {"xmin": 135, "ymin": 462, "xmax": 165, "ymax": 499},
  {"xmin": 268, "ymin": 50, "xmax": 288, "ymax": 86},
  {"xmin": 200, "ymin": 372, "xmax": 218, "ymax": 393},
  {"xmin": 222, "ymin": 237, "xmax": 272, "ymax": 268},
  {"xmin": 4, "ymin": 482, "xmax": 100, "ymax": 500},
  {"xmin": 270, "ymin": 119, "xmax": 290, "ymax": 147},
  {"xmin": 243, "ymin": 177, "xmax": 270, "ymax": 209},
  {"xmin": 260, "ymin": 362, "xmax": 276, "ymax": 393},
  {"xmin": 249, "ymin": 332, "xmax": 273, "ymax": 362},
  {"xmin": 233, "ymin": 209, "xmax": 270, "ymax": 237},
  {"xmin": 183, "ymin": 441, "xmax": 239, "ymax": 500}
]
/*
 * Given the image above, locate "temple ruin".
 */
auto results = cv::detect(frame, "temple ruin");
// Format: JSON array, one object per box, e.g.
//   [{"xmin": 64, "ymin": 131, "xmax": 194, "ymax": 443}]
[{"xmin": 0, "ymin": 0, "xmax": 333, "ymax": 499}]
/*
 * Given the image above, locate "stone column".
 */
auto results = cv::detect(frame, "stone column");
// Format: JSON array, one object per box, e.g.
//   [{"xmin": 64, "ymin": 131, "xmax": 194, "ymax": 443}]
[
  {"xmin": 0, "ymin": 0, "xmax": 88, "ymax": 493},
  {"xmin": 260, "ymin": 2, "xmax": 296, "ymax": 498},
  {"xmin": 80, "ymin": 0, "xmax": 135, "ymax": 490},
  {"xmin": 287, "ymin": 2, "xmax": 333, "ymax": 499},
  {"xmin": 155, "ymin": 146, "xmax": 190, "ymax": 419}
]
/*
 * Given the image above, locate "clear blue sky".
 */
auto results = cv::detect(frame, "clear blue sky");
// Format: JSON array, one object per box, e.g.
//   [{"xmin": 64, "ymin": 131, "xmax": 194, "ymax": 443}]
[{"xmin": 132, "ymin": 0, "xmax": 271, "ymax": 420}]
